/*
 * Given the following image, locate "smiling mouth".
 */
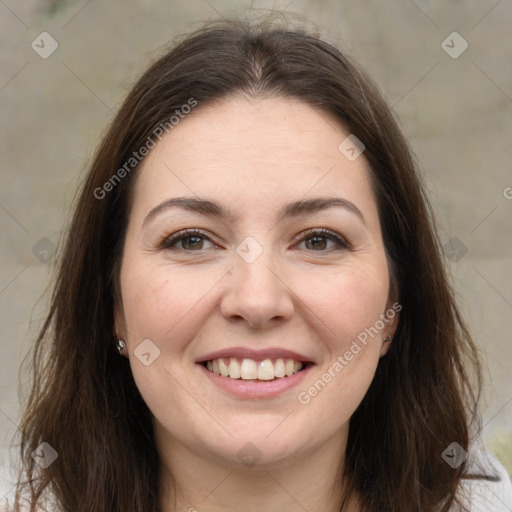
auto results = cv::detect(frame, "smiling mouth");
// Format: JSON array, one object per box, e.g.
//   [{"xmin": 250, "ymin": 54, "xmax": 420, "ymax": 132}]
[{"xmin": 202, "ymin": 357, "xmax": 310, "ymax": 381}]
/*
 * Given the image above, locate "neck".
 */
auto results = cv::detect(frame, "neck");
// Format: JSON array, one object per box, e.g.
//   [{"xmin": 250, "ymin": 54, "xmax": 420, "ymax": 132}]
[{"xmin": 157, "ymin": 428, "xmax": 358, "ymax": 512}]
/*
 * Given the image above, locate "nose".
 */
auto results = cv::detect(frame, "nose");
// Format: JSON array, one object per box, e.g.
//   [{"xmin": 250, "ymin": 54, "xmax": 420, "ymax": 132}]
[{"xmin": 220, "ymin": 251, "xmax": 295, "ymax": 329}]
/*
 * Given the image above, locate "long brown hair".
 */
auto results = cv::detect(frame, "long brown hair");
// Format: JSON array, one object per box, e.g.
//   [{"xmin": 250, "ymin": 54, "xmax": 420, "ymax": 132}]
[{"xmin": 15, "ymin": 15, "xmax": 485, "ymax": 512}]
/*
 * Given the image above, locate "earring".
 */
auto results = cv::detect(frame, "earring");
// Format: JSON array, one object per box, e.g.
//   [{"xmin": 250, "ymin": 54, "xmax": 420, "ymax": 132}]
[
  {"xmin": 383, "ymin": 336, "xmax": 391, "ymax": 342},
  {"xmin": 116, "ymin": 339, "xmax": 126, "ymax": 354}
]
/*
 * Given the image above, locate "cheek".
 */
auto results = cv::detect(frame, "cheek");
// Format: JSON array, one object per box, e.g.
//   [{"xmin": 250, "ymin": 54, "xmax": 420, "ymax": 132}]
[
  {"xmin": 297, "ymin": 262, "xmax": 390, "ymax": 349},
  {"xmin": 120, "ymin": 261, "xmax": 218, "ymax": 438},
  {"xmin": 300, "ymin": 356, "xmax": 378, "ymax": 434},
  {"xmin": 293, "ymin": 263, "xmax": 390, "ymax": 429},
  {"xmin": 120, "ymin": 261, "xmax": 223, "ymax": 345}
]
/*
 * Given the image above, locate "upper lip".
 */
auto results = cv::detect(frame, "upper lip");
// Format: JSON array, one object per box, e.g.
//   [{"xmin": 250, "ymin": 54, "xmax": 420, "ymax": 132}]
[{"xmin": 196, "ymin": 347, "xmax": 314, "ymax": 364}]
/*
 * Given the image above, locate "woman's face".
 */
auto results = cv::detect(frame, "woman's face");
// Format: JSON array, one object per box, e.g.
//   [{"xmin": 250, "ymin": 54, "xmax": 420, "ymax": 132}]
[{"xmin": 117, "ymin": 96, "xmax": 398, "ymax": 469}]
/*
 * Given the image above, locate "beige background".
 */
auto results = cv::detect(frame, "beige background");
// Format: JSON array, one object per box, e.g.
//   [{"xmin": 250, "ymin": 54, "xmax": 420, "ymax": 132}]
[{"xmin": 1, "ymin": 0, "xmax": 511, "ymax": 501}]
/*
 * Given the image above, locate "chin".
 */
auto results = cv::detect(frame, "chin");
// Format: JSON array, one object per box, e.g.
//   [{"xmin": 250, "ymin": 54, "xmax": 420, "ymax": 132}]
[{"xmin": 197, "ymin": 421, "xmax": 312, "ymax": 469}]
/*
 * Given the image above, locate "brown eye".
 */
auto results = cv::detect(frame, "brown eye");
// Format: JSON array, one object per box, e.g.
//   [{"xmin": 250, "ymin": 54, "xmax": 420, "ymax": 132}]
[
  {"xmin": 178, "ymin": 236, "xmax": 204, "ymax": 250},
  {"xmin": 304, "ymin": 236, "xmax": 329, "ymax": 250},
  {"xmin": 295, "ymin": 229, "xmax": 350, "ymax": 251},
  {"xmin": 160, "ymin": 229, "xmax": 215, "ymax": 251}
]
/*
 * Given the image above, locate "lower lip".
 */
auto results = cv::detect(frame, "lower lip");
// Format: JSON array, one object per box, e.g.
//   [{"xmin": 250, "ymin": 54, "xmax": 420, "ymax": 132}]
[{"xmin": 198, "ymin": 363, "xmax": 313, "ymax": 399}]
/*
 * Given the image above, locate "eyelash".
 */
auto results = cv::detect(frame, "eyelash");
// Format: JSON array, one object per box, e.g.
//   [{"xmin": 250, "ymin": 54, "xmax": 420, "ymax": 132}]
[{"xmin": 159, "ymin": 228, "xmax": 350, "ymax": 252}]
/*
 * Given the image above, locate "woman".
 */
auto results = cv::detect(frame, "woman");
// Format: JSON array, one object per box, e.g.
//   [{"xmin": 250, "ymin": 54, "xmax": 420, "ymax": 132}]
[{"xmin": 12, "ymin": 15, "xmax": 512, "ymax": 512}]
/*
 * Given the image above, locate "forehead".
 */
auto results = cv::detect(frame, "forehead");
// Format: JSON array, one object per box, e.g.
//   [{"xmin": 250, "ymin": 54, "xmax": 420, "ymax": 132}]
[{"xmin": 130, "ymin": 96, "xmax": 378, "ymax": 227}]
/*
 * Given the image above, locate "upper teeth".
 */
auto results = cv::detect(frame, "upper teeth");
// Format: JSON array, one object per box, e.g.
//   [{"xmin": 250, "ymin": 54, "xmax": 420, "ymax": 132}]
[{"xmin": 205, "ymin": 357, "xmax": 303, "ymax": 380}]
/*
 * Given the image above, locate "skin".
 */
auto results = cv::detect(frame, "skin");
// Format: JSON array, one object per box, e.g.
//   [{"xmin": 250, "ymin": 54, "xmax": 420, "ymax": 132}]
[{"xmin": 115, "ymin": 96, "xmax": 399, "ymax": 512}]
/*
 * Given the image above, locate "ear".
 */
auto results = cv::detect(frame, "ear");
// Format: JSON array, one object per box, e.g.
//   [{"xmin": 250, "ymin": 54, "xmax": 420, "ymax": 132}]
[
  {"xmin": 379, "ymin": 300, "xmax": 401, "ymax": 357},
  {"xmin": 113, "ymin": 301, "xmax": 126, "ymax": 339}
]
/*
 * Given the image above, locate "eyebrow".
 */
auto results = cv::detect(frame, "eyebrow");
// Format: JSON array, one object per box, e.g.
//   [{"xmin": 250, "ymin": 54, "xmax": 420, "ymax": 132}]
[{"xmin": 142, "ymin": 196, "xmax": 366, "ymax": 227}]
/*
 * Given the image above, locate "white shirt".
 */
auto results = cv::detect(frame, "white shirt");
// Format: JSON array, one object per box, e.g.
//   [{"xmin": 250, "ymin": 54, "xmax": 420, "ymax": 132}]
[{"xmin": 455, "ymin": 441, "xmax": 512, "ymax": 511}]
